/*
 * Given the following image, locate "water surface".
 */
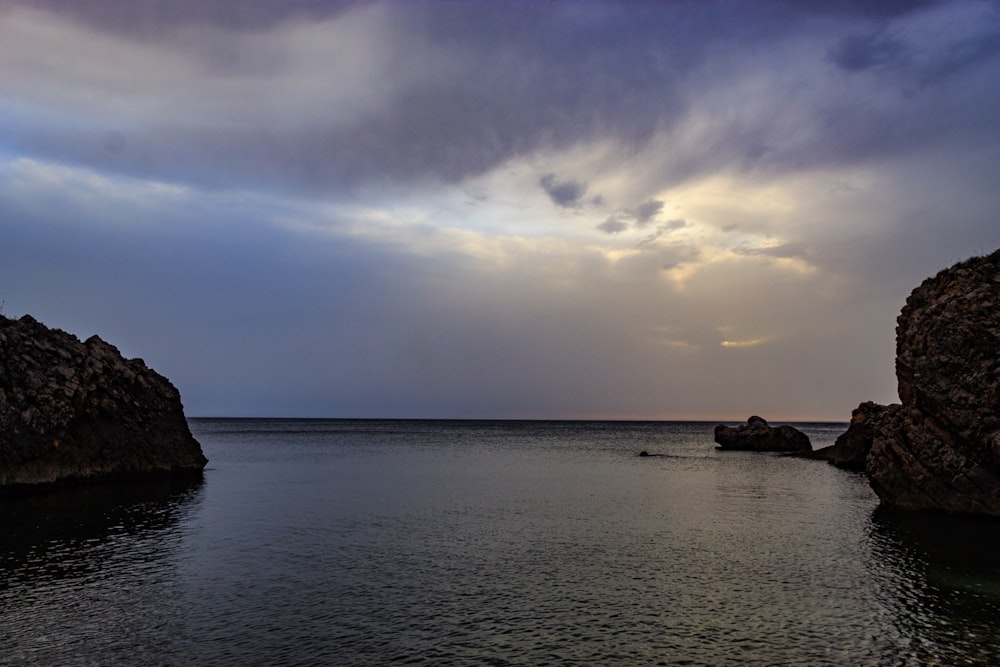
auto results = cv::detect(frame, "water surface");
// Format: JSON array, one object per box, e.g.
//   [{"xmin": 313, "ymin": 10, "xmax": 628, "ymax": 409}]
[{"xmin": 4, "ymin": 419, "xmax": 1000, "ymax": 665}]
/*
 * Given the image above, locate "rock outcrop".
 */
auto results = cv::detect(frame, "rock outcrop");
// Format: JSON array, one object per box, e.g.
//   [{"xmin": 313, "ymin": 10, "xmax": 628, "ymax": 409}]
[
  {"xmin": 859, "ymin": 250, "xmax": 1000, "ymax": 514},
  {"xmin": 714, "ymin": 416, "xmax": 812, "ymax": 453},
  {"xmin": 0, "ymin": 314, "xmax": 207, "ymax": 490},
  {"xmin": 811, "ymin": 401, "xmax": 893, "ymax": 471}
]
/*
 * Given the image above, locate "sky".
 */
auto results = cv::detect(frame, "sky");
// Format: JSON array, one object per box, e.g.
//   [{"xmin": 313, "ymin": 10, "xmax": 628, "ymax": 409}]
[{"xmin": 2, "ymin": 0, "xmax": 999, "ymax": 420}]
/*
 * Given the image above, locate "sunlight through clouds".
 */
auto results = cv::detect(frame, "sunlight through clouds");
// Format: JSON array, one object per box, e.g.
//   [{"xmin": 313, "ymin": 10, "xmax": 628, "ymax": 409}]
[
  {"xmin": 720, "ymin": 338, "xmax": 771, "ymax": 349},
  {"xmin": 2, "ymin": 0, "xmax": 999, "ymax": 419}
]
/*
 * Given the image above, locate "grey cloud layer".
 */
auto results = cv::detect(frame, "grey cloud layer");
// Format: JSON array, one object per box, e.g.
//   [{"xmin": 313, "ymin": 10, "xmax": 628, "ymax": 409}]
[{"xmin": 4, "ymin": 0, "xmax": 997, "ymax": 199}]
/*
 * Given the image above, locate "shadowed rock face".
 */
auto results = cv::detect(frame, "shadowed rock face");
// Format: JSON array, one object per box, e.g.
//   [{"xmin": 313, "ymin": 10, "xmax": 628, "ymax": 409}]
[
  {"xmin": 811, "ymin": 401, "xmax": 892, "ymax": 471},
  {"xmin": 714, "ymin": 416, "xmax": 812, "ymax": 453},
  {"xmin": 0, "ymin": 314, "xmax": 207, "ymax": 489},
  {"xmin": 865, "ymin": 250, "xmax": 1000, "ymax": 515}
]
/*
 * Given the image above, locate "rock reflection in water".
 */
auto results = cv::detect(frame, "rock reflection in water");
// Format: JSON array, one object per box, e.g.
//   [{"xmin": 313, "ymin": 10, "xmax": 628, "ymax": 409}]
[
  {"xmin": 869, "ymin": 507, "xmax": 1000, "ymax": 664},
  {"xmin": 0, "ymin": 476, "xmax": 204, "ymax": 664}
]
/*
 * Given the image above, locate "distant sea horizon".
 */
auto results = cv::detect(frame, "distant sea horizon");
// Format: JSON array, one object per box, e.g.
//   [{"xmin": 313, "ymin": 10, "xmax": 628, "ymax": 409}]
[{"xmin": 187, "ymin": 415, "xmax": 854, "ymax": 424}]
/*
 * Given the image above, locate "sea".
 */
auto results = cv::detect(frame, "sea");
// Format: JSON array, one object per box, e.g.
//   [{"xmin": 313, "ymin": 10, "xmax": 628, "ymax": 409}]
[{"xmin": 4, "ymin": 419, "xmax": 1000, "ymax": 666}]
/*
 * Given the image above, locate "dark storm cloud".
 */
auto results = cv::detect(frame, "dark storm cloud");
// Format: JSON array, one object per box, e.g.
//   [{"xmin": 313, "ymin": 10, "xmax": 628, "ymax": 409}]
[
  {"xmin": 829, "ymin": 31, "xmax": 905, "ymax": 72},
  {"xmin": 779, "ymin": 0, "xmax": 944, "ymax": 19},
  {"xmin": 3, "ymin": 0, "xmax": 942, "ymax": 35},
  {"xmin": 830, "ymin": 20, "xmax": 1000, "ymax": 84},
  {"xmin": 0, "ymin": 0, "xmax": 362, "ymax": 34},
  {"xmin": 917, "ymin": 25, "xmax": 1000, "ymax": 85},
  {"xmin": 4, "ymin": 0, "xmax": 997, "ymax": 202},
  {"xmin": 539, "ymin": 173, "xmax": 589, "ymax": 209},
  {"xmin": 0, "ymin": 1, "xmax": 769, "ymax": 195}
]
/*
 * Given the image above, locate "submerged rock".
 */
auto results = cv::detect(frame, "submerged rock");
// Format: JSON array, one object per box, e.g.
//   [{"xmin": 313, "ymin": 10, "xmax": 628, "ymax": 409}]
[
  {"xmin": 714, "ymin": 416, "xmax": 812, "ymax": 453},
  {"xmin": 863, "ymin": 250, "xmax": 1000, "ymax": 515},
  {"xmin": 0, "ymin": 314, "xmax": 207, "ymax": 490}
]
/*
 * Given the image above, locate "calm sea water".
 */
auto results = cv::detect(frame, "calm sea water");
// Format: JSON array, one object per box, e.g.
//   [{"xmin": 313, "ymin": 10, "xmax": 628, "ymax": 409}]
[{"xmin": 4, "ymin": 419, "xmax": 1000, "ymax": 666}]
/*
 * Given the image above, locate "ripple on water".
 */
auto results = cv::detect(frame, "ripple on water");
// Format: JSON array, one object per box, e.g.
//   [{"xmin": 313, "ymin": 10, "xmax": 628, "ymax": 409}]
[{"xmin": 4, "ymin": 420, "xmax": 1000, "ymax": 666}]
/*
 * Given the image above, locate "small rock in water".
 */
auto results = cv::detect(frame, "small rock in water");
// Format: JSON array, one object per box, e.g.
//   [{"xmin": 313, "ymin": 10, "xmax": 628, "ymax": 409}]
[{"xmin": 713, "ymin": 416, "xmax": 811, "ymax": 453}]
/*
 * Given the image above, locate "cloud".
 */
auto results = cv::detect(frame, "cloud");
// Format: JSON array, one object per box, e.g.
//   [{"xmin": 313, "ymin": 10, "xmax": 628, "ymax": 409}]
[
  {"xmin": 0, "ymin": 0, "xmax": 364, "ymax": 34},
  {"xmin": 596, "ymin": 217, "xmax": 628, "ymax": 235},
  {"xmin": 2, "ymin": 149, "xmax": 911, "ymax": 420},
  {"xmin": 630, "ymin": 199, "xmax": 665, "ymax": 227},
  {"xmin": 539, "ymin": 172, "xmax": 589, "ymax": 208},
  {"xmin": 779, "ymin": 0, "xmax": 945, "ymax": 19},
  {"xmin": 595, "ymin": 199, "xmax": 668, "ymax": 235},
  {"xmin": 3, "ymin": 0, "xmax": 998, "ymax": 202},
  {"xmin": 638, "ymin": 219, "xmax": 688, "ymax": 247},
  {"xmin": 916, "ymin": 23, "xmax": 1000, "ymax": 85},
  {"xmin": 829, "ymin": 31, "xmax": 905, "ymax": 72},
  {"xmin": 734, "ymin": 241, "xmax": 809, "ymax": 260}
]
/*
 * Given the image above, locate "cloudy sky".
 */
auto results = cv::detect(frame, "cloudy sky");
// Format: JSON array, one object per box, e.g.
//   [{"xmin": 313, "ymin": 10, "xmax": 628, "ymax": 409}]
[{"xmin": 2, "ymin": 0, "xmax": 999, "ymax": 420}]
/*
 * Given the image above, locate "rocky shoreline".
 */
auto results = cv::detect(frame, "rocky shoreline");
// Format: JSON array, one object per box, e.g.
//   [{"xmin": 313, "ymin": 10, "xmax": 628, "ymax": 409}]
[
  {"xmin": 0, "ymin": 314, "xmax": 207, "ymax": 492},
  {"xmin": 720, "ymin": 250, "xmax": 1000, "ymax": 517},
  {"xmin": 862, "ymin": 250, "xmax": 1000, "ymax": 515}
]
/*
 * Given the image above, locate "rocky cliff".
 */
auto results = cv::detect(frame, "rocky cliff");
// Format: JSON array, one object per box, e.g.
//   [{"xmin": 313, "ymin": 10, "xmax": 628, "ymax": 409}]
[
  {"xmin": 0, "ymin": 314, "xmax": 207, "ymax": 490},
  {"xmin": 864, "ymin": 250, "xmax": 1000, "ymax": 514}
]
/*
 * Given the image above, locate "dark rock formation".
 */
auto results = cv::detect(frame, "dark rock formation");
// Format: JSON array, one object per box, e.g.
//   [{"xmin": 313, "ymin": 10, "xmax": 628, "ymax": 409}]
[
  {"xmin": 714, "ymin": 416, "xmax": 812, "ymax": 453},
  {"xmin": 864, "ymin": 250, "xmax": 1000, "ymax": 515},
  {"xmin": 811, "ymin": 401, "xmax": 892, "ymax": 471},
  {"xmin": 0, "ymin": 314, "xmax": 207, "ymax": 490}
]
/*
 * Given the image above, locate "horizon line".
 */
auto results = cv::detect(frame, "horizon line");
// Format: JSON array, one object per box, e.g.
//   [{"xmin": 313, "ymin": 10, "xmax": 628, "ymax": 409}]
[{"xmin": 186, "ymin": 414, "xmax": 852, "ymax": 424}]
